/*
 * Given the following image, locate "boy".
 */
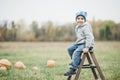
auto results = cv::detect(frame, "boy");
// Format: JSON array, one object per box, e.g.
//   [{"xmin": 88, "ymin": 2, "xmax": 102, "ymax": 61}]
[{"xmin": 64, "ymin": 11, "xmax": 94, "ymax": 76}]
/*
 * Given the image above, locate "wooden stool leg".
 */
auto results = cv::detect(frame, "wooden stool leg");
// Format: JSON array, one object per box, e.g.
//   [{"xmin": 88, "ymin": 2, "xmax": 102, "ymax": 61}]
[
  {"xmin": 86, "ymin": 53, "xmax": 98, "ymax": 79},
  {"xmin": 74, "ymin": 53, "xmax": 87, "ymax": 80},
  {"xmin": 67, "ymin": 76, "xmax": 72, "ymax": 80},
  {"xmin": 90, "ymin": 52, "xmax": 105, "ymax": 80}
]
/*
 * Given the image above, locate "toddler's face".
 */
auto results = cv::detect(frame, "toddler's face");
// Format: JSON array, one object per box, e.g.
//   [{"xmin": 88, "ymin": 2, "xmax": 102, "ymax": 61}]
[{"xmin": 76, "ymin": 16, "xmax": 85, "ymax": 26}]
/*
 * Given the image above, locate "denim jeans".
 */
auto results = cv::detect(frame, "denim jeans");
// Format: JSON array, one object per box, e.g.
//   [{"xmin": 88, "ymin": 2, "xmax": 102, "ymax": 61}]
[{"xmin": 68, "ymin": 43, "xmax": 85, "ymax": 69}]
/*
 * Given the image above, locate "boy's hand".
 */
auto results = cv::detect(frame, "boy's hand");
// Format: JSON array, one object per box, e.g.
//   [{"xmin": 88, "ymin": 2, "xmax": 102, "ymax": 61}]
[{"xmin": 83, "ymin": 48, "xmax": 88, "ymax": 53}]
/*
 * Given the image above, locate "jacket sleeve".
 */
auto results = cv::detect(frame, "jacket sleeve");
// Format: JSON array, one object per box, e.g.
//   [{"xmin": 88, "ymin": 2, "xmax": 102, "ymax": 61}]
[{"xmin": 83, "ymin": 24, "xmax": 94, "ymax": 49}]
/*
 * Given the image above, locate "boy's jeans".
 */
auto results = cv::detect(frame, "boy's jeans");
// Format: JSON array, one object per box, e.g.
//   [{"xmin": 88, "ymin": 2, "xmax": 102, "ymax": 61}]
[{"xmin": 68, "ymin": 43, "xmax": 85, "ymax": 69}]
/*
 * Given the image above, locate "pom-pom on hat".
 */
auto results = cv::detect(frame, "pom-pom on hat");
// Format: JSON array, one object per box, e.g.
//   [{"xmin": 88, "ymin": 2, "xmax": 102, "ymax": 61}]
[{"xmin": 75, "ymin": 11, "xmax": 87, "ymax": 22}]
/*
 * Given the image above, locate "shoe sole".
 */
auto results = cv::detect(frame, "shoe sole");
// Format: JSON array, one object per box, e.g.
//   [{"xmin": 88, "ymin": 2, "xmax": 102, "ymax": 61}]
[{"xmin": 64, "ymin": 72, "xmax": 76, "ymax": 76}]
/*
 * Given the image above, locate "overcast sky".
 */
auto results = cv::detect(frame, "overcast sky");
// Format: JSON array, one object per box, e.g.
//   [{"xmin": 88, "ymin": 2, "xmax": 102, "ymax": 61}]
[{"xmin": 0, "ymin": 0, "xmax": 120, "ymax": 24}]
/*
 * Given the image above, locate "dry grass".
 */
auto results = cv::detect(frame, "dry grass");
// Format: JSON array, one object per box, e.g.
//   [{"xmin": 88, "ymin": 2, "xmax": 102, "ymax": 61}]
[{"xmin": 0, "ymin": 41, "xmax": 120, "ymax": 80}]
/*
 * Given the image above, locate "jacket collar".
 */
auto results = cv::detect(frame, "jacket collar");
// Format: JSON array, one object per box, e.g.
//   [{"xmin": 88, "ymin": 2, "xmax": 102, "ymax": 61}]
[{"xmin": 77, "ymin": 22, "xmax": 87, "ymax": 28}]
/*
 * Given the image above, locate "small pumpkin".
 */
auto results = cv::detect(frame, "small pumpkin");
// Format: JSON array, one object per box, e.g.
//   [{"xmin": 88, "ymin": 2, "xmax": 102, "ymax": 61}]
[
  {"xmin": 14, "ymin": 61, "xmax": 26, "ymax": 69},
  {"xmin": 47, "ymin": 60, "xmax": 55, "ymax": 67},
  {"xmin": 0, "ymin": 66, "xmax": 7, "ymax": 71},
  {"xmin": 0, "ymin": 59, "xmax": 11, "ymax": 70},
  {"xmin": 32, "ymin": 66, "xmax": 39, "ymax": 71}
]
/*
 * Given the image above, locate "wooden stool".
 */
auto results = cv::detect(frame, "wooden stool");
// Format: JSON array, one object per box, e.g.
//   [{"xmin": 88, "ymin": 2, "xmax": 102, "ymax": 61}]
[{"xmin": 67, "ymin": 50, "xmax": 105, "ymax": 80}]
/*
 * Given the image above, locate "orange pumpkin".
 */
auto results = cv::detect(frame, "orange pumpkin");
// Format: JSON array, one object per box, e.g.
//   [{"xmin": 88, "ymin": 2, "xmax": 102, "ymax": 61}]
[
  {"xmin": 47, "ymin": 60, "xmax": 55, "ymax": 67},
  {"xmin": 0, "ymin": 66, "xmax": 7, "ymax": 71},
  {"xmin": 0, "ymin": 59, "xmax": 11, "ymax": 70},
  {"xmin": 14, "ymin": 61, "xmax": 26, "ymax": 69}
]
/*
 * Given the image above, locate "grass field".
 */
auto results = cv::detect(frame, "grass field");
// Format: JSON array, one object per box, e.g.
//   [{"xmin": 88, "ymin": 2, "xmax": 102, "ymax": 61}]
[{"xmin": 0, "ymin": 41, "xmax": 120, "ymax": 80}]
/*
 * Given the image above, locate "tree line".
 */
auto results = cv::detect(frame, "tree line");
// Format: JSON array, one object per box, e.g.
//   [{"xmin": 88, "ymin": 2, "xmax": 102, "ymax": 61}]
[{"xmin": 0, "ymin": 20, "xmax": 120, "ymax": 41}]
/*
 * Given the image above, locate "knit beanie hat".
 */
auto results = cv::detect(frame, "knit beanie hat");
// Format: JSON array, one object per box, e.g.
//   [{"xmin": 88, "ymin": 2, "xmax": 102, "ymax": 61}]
[{"xmin": 75, "ymin": 11, "xmax": 87, "ymax": 22}]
